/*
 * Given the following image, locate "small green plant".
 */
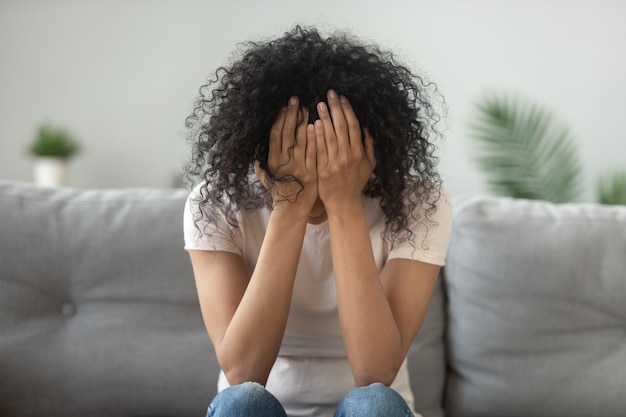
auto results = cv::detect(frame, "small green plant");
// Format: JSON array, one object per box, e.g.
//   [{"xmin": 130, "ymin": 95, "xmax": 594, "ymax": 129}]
[
  {"xmin": 29, "ymin": 124, "xmax": 80, "ymax": 159},
  {"xmin": 598, "ymin": 171, "xmax": 626, "ymax": 205},
  {"xmin": 469, "ymin": 94, "xmax": 582, "ymax": 203}
]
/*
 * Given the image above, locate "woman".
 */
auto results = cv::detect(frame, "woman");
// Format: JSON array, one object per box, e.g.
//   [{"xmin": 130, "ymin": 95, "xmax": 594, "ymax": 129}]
[{"xmin": 183, "ymin": 26, "xmax": 452, "ymax": 417}]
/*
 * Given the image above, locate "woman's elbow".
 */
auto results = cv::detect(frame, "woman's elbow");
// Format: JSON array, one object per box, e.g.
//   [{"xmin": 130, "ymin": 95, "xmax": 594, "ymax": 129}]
[
  {"xmin": 217, "ymin": 351, "xmax": 270, "ymax": 387},
  {"xmin": 221, "ymin": 364, "xmax": 269, "ymax": 387},
  {"xmin": 352, "ymin": 367, "xmax": 398, "ymax": 388}
]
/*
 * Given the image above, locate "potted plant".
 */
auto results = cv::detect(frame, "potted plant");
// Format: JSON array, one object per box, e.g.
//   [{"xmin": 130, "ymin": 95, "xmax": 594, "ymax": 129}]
[
  {"xmin": 468, "ymin": 94, "xmax": 583, "ymax": 203},
  {"xmin": 598, "ymin": 170, "xmax": 626, "ymax": 205},
  {"xmin": 29, "ymin": 124, "xmax": 80, "ymax": 187},
  {"xmin": 469, "ymin": 94, "xmax": 626, "ymax": 206}
]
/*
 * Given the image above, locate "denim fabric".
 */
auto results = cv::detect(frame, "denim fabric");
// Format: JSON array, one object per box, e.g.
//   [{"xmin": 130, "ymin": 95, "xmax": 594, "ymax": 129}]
[
  {"xmin": 334, "ymin": 383, "xmax": 414, "ymax": 417},
  {"xmin": 206, "ymin": 381, "xmax": 413, "ymax": 417},
  {"xmin": 206, "ymin": 382, "xmax": 287, "ymax": 417}
]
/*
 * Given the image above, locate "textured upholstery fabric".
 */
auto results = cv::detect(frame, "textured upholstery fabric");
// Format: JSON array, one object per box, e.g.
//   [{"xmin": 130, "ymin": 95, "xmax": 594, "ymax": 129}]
[
  {"xmin": 408, "ymin": 280, "xmax": 446, "ymax": 417},
  {"xmin": 4, "ymin": 182, "xmax": 624, "ymax": 417},
  {"xmin": 444, "ymin": 196, "xmax": 626, "ymax": 417},
  {"xmin": 0, "ymin": 182, "xmax": 217, "ymax": 417}
]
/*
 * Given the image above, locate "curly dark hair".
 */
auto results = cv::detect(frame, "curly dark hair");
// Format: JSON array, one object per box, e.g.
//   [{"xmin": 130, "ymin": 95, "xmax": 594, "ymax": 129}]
[{"xmin": 185, "ymin": 25, "xmax": 444, "ymax": 243}]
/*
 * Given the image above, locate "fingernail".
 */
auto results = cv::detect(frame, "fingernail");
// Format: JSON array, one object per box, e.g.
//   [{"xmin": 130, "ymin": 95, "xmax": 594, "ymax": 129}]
[
  {"xmin": 315, "ymin": 119, "xmax": 323, "ymax": 129},
  {"xmin": 317, "ymin": 102, "xmax": 327, "ymax": 113},
  {"xmin": 339, "ymin": 95, "xmax": 347, "ymax": 103},
  {"xmin": 289, "ymin": 96, "xmax": 298, "ymax": 106},
  {"xmin": 328, "ymin": 89, "xmax": 338, "ymax": 99}
]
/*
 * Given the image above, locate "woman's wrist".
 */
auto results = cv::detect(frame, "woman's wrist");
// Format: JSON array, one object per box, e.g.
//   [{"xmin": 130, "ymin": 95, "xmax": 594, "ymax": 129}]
[
  {"xmin": 324, "ymin": 197, "xmax": 365, "ymax": 221},
  {"xmin": 271, "ymin": 201, "xmax": 313, "ymax": 223}
]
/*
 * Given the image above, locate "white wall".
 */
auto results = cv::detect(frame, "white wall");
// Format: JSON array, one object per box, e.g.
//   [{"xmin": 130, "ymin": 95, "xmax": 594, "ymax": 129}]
[{"xmin": 1, "ymin": 0, "xmax": 625, "ymax": 201}]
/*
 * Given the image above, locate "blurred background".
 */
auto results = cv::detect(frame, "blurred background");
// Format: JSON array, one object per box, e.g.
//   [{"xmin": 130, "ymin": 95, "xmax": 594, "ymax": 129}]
[{"xmin": 1, "ymin": 0, "xmax": 624, "ymax": 201}]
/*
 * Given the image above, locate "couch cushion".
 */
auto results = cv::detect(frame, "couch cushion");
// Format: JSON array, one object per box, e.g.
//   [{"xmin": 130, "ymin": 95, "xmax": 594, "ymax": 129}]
[
  {"xmin": 444, "ymin": 196, "xmax": 626, "ymax": 417},
  {"xmin": 0, "ymin": 181, "xmax": 217, "ymax": 417},
  {"xmin": 408, "ymin": 279, "xmax": 446, "ymax": 417}
]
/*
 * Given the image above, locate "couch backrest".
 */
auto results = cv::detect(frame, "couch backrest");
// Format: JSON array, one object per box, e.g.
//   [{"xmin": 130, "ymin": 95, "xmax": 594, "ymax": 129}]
[
  {"xmin": 0, "ymin": 181, "xmax": 218, "ymax": 417},
  {"xmin": 9, "ymin": 182, "xmax": 622, "ymax": 417},
  {"xmin": 444, "ymin": 196, "xmax": 626, "ymax": 417}
]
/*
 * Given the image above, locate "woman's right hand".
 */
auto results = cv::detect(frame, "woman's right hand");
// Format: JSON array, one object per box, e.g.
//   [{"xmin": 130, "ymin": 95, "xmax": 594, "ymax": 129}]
[{"xmin": 255, "ymin": 96, "xmax": 317, "ymax": 217}]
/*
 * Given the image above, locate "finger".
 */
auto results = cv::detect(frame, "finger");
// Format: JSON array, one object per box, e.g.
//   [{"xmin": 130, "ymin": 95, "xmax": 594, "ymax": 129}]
[
  {"xmin": 306, "ymin": 123, "xmax": 317, "ymax": 173},
  {"xmin": 270, "ymin": 107, "xmax": 287, "ymax": 156},
  {"xmin": 364, "ymin": 128, "xmax": 377, "ymax": 168},
  {"xmin": 317, "ymin": 101, "xmax": 337, "ymax": 159},
  {"xmin": 326, "ymin": 89, "xmax": 350, "ymax": 154},
  {"xmin": 314, "ymin": 119, "xmax": 327, "ymax": 170},
  {"xmin": 294, "ymin": 108, "xmax": 309, "ymax": 161},
  {"xmin": 339, "ymin": 95, "xmax": 362, "ymax": 153},
  {"xmin": 282, "ymin": 96, "xmax": 300, "ymax": 157}
]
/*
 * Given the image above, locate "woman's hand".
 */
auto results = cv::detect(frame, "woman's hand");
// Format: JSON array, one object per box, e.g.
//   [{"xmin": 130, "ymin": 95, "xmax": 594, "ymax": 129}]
[
  {"xmin": 255, "ymin": 96, "xmax": 317, "ymax": 217},
  {"xmin": 315, "ymin": 90, "xmax": 376, "ymax": 212}
]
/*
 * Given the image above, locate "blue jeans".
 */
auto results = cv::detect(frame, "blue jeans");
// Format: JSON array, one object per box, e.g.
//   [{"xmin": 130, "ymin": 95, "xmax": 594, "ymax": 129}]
[{"xmin": 206, "ymin": 381, "xmax": 414, "ymax": 417}]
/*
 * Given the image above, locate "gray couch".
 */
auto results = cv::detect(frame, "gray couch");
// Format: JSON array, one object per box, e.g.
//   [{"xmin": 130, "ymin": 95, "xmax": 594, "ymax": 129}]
[{"xmin": 1, "ymin": 180, "xmax": 625, "ymax": 417}]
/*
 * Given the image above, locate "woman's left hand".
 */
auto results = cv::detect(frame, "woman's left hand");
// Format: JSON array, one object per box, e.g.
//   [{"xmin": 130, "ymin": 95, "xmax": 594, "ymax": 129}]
[{"xmin": 315, "ymin": 90, "xmax": 376, "ymax": 211}]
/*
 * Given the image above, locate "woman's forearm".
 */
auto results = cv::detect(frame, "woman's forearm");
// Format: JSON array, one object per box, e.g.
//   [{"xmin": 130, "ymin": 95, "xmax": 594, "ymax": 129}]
[
  {"xmin": 218, "ymin": 208, "xmax": 307, "ymax": 386},
  {"xmin": 327, "ymin": 201, "xmax": 404, "ymax": 387}
]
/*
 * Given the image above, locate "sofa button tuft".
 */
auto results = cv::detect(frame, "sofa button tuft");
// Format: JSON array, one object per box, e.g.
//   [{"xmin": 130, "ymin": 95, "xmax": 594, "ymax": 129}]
[{"xmin": 61, "ymin": 302, "xmax": 76, "ymax": 317}]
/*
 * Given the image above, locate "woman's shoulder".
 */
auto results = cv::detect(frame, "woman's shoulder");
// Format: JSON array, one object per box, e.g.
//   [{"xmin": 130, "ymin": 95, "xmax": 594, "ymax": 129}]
[
  {"xmin": 187, "ymin": 175, "xmax": 266, "ymax": 209},
  {"xmin": 186, "ymin": 179, "xmax": 271, "ymax": 229}
]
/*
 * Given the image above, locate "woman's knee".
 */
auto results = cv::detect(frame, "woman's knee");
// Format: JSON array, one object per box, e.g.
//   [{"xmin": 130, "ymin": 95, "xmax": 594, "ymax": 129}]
[
  {"xmin": 335, "ymin": 383, "xmax": 413, "ymax": 417},
  {"xmin": 206, "ymin": 382, "xmax": 286, "ymax": 417}
]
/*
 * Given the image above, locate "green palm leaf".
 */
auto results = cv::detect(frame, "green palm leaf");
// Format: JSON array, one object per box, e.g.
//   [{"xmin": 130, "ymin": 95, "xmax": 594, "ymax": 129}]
[
  {"xmin": 469, "ymin": 95, "xmax": 582, "ymax": 203},
  {"xmin": 598, "ymin": 171, "xmax": 626, "ymax": 205}
]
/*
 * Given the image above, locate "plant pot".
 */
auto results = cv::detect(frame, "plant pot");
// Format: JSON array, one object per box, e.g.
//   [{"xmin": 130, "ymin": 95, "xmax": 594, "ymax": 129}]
[{"xmin": 33, "ymin": 157, "xmax": 69, "ymax": 187}]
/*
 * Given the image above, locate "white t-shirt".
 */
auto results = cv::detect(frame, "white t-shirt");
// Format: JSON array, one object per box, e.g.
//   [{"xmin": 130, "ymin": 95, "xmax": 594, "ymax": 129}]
[{"xmin": 184, "ymin": 183, "xmax": 452, "ymax": 417}]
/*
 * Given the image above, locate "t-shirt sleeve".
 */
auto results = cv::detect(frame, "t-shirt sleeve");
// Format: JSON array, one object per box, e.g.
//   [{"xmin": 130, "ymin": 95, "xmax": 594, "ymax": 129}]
[
  {"xmin": 183, "ymin": 183, "xmax": 242, "ymax": 255},
  {"xmin": 387, "ymin": 190, "xmax": 453, "ymax": 266}
]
